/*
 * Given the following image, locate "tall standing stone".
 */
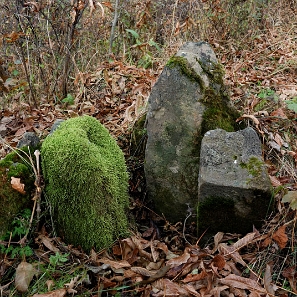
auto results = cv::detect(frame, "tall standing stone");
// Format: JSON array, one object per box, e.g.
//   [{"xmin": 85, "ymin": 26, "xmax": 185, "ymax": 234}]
[{"xmin": 144, "ymin": 41, "xmax": 239, "ymax": 222}]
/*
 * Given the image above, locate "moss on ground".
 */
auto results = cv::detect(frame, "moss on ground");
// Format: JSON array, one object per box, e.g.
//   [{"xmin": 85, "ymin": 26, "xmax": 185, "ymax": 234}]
[
  {"xmin": 41, "ymin": 115, "xmax": 130, "ymax": 252},
  {"xmin": 0, "ymin": 148, "xmax": 35, "ymax": 238}
]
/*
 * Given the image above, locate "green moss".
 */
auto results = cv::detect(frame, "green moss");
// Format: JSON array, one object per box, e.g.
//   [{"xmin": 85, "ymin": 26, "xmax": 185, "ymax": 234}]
[
  {"xmin": 202, "ymin": 106, "xmax": 237, "ymax": 132},
  {"xmin": 167, "ymin": 54, "xmax": 240, "ymax": 161},
  {"xmin": 201, "ymin": 70, "xmax": 241, "ymax": 133},
  {"xmin": 240, "ymin": 156, "xmax": 264, "ymax": 178},
  {"xmin": 200, "ymin": 60, "xmax": 225, "ymax": 86},
  {"xmin": 167, "ymin": 54, "xmax": 241, "ymax": 135},
  {"xmin": 166, "ymin": 56, "xmax": 206, "ymax": 90},
  {"xmin": 41, "ymin": 115, "xmax": 130, "ymax": 251},
  {"xmin": 0, "ymin": 148, "xmax": 35, "ymax": 238}
]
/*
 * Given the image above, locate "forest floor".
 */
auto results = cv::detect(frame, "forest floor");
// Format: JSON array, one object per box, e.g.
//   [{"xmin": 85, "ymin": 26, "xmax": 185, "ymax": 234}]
[{"xmin": 1, "ymin": 1, "xmax": 297, "ymax": 296}]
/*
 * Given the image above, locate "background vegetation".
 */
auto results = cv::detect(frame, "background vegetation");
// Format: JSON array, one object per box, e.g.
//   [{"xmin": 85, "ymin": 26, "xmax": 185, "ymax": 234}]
[
  {"xmin": 0, "ymin": 0, "xmax": 297, "ymax": 296},
  {"xmin": 0, "ymin": 0, "xmax": 295, "ymax": 108}
]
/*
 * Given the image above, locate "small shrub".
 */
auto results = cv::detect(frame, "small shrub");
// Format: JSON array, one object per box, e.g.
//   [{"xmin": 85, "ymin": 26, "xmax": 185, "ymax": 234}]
[{"xmin": 0, "ymin": 209, "xmax": 33, "ymax": 258}]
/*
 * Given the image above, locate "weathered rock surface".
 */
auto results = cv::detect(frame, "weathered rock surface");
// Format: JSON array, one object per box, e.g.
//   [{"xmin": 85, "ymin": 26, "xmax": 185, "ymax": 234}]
[
  {"xmin": 50, "ymin": 119, "xmax": 64, "ymax": 134},
  {"xmin": 17, "ymin": 132, "xmax": 40, "ymax": 148},
  {"xmin": 144, "ymin": 41, "xmax": 239, "ymax": 222},
  {"xmin": 198, "ymin": 128, "xmax": 272, "ymax": 235}
]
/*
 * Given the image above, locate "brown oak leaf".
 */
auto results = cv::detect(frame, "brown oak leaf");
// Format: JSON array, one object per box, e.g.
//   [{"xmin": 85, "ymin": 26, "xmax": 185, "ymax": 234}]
[
  {"xmin": 11, "ymin": 177, "xmax": 26, "ymax": 194},
  {"xmin": 272, "ymin": 225, "xmax": 288, "ymax": 250}
]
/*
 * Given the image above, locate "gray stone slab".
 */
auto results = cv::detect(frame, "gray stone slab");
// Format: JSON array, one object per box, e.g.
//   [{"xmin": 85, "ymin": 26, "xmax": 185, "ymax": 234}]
[{"xmin": 198, "ymin": 128, "xmax": 272, "ymax": 235}]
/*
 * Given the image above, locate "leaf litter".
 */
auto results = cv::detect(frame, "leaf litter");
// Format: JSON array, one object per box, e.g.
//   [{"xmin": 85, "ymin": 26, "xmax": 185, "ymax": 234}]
[
  {"xmin": 1, "ymin": 96, "xmax": 297, "ymax": 294},
  {"xmin": 1, "ymin": 5, "xmax": 297, "ymax": 296},
  {"xmin": 2, "ymin": 215, "xmax": 296, "ymax": 296}
]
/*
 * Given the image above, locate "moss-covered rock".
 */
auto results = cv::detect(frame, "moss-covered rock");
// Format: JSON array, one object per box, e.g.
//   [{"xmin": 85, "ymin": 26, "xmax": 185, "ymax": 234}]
[
  {"xmin": 167, "ymin": 48, "xmax": 240, "ymax": 134},
  {"xmin": 145, "ymin": 41, "xmax": 241, "ymax": 223},
  {"xmin": 0, "ymin": 148, "xmax": 35, "ymax": 238},
  {"xmin": 41, "ymin": 115, "xmax": 130, "ymax": 251}
]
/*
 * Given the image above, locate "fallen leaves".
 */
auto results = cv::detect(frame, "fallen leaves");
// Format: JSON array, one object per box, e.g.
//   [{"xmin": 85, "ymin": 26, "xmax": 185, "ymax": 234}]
[
  {"xmin": 264, "ymin": 263, "xmax": 277, "ymax": 295},
  {"xmin": 220, "ymin": 274, "xmax": 266, "ymax": 293},
  {"xmin": 11, "ymin": 176, "xmax": 26, "ymax": 194},
  {"xmin": 1, "ymin": 199, "xmax": 295, "ymax": 297},
  {"xmin": 32, "ymin": 288, "xmax": 67, "ymax": 297},
  {"xmin": 93, "ymin": 232, "xmax": 286, "ymax": 296},
  {"xmin": 282, "ymin": 191, "xmax": 297, "ymax": 210},
  {"xmin": 35, "ymin": 234, "xmax": 59, "ymax": 253},
  {"xmin": 211, "ymin": 254, "xmax": 226, "ymax": 270},
  {"xmin": 152, "ymin": 278, "xmax": 189, "ymax": 297},
  {"xmin": 98, "ymin": 257, "xmax": 131, "ymax": 270},
  {"xmin": 0, "ymin": 60, "xmax": 159, "ymax": 158},
  {"xmin": 15, "ymin": 261, "xmax": 37, "ymax": 292},
  {"xmin": 282, "ymin": 266, "xmax": 297, "ymax": 294},
  {"xmin": 272, "ymin": 225, "xmax": 288, "ymax": 250}
]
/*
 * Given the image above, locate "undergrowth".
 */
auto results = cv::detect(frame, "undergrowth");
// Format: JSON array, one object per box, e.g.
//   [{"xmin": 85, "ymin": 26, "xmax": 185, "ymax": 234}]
[
  {"xmin": 0, "ymin": 0, "xmax": 295, "ymax": 106},
  {"xmin": 0, "ymin": 0, "xmax": 297, "ymax": 296}
]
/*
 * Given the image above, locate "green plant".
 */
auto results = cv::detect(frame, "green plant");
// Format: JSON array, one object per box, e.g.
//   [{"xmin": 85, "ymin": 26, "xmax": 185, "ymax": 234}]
[
  {"xmin": 61, "ymin": 93, "xmax": 75, "ymax": 105},
  {"xmin": 49, "ymin": 252, "xmax": 70, "ymax": 268},
  {"xmin": 0, "ymin": 209, "xmax": 33, "ymax": 258},
  {"xmin": 29, "ymin": 260, "xmax": 88, "ymax": 295},
  {"xmin": 0, "ymin": 244, "xmax": 33, "ymax": 259},
  {"xmin": 281, "ymin": 191, "xmax": 297, "ymax": 210},
  {"xmin": 257, "ymin": 88, "xmax": 276, "ymax": 100},
  {"xmin": 254, "ymin": 88, "xmax": 279, "ymax": 111},
  {"xmin": 286, "ymin": 97, "xmax": 297, "ymax": 113},
  {"xmin": 126, "ymin": 29, "xmax": 140, "ymax": 41},
  {"xmin": 125, "ymin": 29, "xmax": 161, "ymax": 68}
]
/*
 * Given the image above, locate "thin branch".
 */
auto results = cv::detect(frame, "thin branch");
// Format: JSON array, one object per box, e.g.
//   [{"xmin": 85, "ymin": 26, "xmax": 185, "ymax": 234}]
[
  {"xmin": 171, "ymin": 0, "xmax": 179, "ymax": 38},
  {"xmin": 109, "ymin": 0, "xmax": 120, "ymax": 55}
]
